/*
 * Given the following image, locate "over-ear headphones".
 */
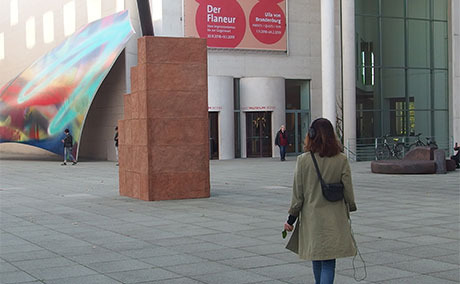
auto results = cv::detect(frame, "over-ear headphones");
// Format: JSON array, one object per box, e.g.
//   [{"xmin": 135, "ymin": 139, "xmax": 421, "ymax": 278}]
[{"xmin": 308, "ymin": 118, "xmax": 321, "ymax": 139}]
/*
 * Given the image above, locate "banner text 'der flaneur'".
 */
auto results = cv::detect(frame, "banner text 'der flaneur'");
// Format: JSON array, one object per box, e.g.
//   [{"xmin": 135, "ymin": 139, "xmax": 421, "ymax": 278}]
[{"xmin": 207, "ymin": 5, "xmax": 236, "ymax": 24}]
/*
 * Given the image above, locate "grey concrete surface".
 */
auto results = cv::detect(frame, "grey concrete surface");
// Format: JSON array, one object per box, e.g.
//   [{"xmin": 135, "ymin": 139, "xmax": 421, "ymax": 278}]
[{"xmin": 0, "ymin": 157, "xmax": 459, "ymax": 284}]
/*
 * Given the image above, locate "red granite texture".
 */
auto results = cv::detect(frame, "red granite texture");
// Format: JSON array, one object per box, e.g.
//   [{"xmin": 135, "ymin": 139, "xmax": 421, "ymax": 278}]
[{"xmin": 119, "ymin": 36, "xmax": 210, "ymax": 201}]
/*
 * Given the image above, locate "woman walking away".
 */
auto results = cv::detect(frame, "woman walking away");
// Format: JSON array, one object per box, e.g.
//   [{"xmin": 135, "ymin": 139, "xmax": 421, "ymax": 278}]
[{"xmin": 283, "ymin": 118, "xmax": 357, "ymax": 284}]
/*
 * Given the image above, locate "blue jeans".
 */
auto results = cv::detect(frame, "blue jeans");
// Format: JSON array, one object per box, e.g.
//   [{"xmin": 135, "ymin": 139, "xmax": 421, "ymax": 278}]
[
  {"xmin": 279, "ymin": 145, "xmax": 286, "ymax": 160},
  {"xmin": 64, "ymin": 147, "xmax": 76, "ymax": 162},
  {"xmin": 312, "ymin": 259, "xmax": 336, "ymax": 284}
]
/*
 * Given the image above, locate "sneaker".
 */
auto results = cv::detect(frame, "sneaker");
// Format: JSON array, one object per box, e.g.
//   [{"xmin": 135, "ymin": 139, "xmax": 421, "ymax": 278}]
[
  {"xmin": 61, "ymin": 162, "xmax": 67, "ymax": 166},
  {"xmin": 72, "ymin": 161, "xmax": 77, "ymax": 165},
  {"xmin": 116, "ymin": 163, "xmax": 119, "ymax": 166}
]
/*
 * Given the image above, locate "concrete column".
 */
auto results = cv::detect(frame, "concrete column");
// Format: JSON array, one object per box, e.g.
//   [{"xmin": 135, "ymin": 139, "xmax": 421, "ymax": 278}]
[
  {"xmin": 208, "ymin": 76, "xmax": 235, "ymax": 160},
  {"xmin": 342, "ymin": 0, "xmax": 356, "ymax": 156},
  {"xmin": 240, "ymin": 77, "xmax": 285, "ymax": 158},
  {"xmin": 321, "ymin": 0, "xmax": 336, "ymax": 127},
  {"xmin": 450, "ymin": 0, "xmax": 460, "ymax": 148}
]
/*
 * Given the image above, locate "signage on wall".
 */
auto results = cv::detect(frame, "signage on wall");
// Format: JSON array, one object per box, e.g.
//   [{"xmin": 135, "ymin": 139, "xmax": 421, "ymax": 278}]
[{"xmin": 185, "ymin": 0, "xmax": 287, "ymax": 51}]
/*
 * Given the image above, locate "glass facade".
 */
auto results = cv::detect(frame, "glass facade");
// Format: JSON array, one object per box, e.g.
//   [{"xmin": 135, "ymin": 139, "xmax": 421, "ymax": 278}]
[
  {"xmin": 285, "ymin": 80, "xmax": 310, "ymax": 155},
  {"xmin": 355, "ymin": 0, "xmax": 449, "ymax": 147}
]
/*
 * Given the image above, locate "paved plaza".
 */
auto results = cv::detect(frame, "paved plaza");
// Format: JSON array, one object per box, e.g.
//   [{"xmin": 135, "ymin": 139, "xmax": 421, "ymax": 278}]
[{"xmin": 0, "ymin": 156, "xmax": 459, "ymax": 284}]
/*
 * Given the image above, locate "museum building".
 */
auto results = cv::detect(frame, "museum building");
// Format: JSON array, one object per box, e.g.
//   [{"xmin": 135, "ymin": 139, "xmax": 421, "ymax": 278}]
[{"xmin": 0, "ymin": 0, "xmax": 459, "ymax": 161}]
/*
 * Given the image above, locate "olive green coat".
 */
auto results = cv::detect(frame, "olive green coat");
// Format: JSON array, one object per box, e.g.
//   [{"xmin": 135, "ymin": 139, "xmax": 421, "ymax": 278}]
[{"xmin": 286, "ymin": 152, "xmax": 357, "ymax": 260}]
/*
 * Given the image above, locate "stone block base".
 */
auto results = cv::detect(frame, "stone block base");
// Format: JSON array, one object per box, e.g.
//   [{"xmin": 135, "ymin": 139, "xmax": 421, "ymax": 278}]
[{"xmin": 118, "ymin": 36, "xmax": 210, "ymax": 201}]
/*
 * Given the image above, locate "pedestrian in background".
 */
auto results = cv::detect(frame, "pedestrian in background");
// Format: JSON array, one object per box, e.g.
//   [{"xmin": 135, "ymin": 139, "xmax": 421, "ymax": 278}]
[
  {"xmin": 61, "ymin": 129, "xmax": 77, "ymax": 165},
  {"xmin": 275, "ymin": 125, "xmax": 289, "ymax": 161},
  {"xmin": 283, "ymin": 118, "xmax": 357, "ymax": 284},
  {"xmin": 451, "ymin": 142, "xmax": 459, "ymax": 168},
  {"xmin": 114, "ymin": 126, "xmax": 119, "ymax": 166}
]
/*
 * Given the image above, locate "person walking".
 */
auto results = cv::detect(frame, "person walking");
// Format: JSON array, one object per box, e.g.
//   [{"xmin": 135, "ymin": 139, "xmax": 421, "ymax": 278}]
[
  {"xmin": 451, "ymin": 142, "xmax": 459, "ymax": 168},
  {"xmin": 275, "ymin": 125, "xmax": 289, "ymax": 161},
  {"xmin": 114, "ymin": 126, "xmax": 119, "ymax": 166},
  {"xmin": 61, "ymin": 129, "xmax": 77, "ymax": 165},
  {"xmin": 283, "ymin": 118, "xmax": 357, "ymax": 284}
]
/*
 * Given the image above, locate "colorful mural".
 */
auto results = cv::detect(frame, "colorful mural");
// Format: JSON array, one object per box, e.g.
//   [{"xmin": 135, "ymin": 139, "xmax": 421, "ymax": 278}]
[{"xmin": 0, "ymin": 10, "xmax": 134, "ymax": 157}]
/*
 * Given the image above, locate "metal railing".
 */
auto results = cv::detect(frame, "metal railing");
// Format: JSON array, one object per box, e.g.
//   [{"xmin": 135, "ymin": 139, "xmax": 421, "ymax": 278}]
[{"xmin": 345, "ymin": 136, "xmax": 454, "ymax": 162}]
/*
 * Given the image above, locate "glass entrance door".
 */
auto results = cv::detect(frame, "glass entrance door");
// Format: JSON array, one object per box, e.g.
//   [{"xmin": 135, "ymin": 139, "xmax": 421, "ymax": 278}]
[
  {"xmin": 208, "ymin": 112, "xmax": 218, "ymax": 159},
  {"xmin": 286, "ymin": 111, "xmax": 310, "ymax": 155},
  {"xmin": 246, "ymin": 112, "xmax": 272, "ymax": 157}
]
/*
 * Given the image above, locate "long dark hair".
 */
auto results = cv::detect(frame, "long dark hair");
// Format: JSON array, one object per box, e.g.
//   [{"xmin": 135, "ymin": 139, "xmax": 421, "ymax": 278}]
[{"xmin": 304, "ymin": 118, "xmax": 342, "ymax": 157}]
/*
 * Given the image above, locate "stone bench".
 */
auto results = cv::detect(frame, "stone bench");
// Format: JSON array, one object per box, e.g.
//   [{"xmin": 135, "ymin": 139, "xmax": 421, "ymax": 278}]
[
  {"xmin": 371, "ymin": 159, "xmax": 436, "ymax": 174},
  {"xmin": 371, "ymin": 147, "xmax": 455, "ymax": 174}
]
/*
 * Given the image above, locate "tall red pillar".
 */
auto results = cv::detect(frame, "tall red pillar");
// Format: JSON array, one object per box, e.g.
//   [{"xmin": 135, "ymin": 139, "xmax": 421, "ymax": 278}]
[{"xmin": 118, "ymin": 36, "xmax": 210, "ymax": 201}]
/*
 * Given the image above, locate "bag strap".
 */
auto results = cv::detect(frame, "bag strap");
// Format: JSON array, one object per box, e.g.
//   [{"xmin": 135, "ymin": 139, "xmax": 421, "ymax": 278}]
[{"xmin": 310, "ymin": 151, "xmax": 326, "ymax": 187}]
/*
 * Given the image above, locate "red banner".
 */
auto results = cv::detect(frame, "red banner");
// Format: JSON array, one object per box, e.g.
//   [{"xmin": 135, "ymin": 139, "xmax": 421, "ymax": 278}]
[{"xmin": 185, "ymin": 0, "xmax": 287, "ymax": 51}]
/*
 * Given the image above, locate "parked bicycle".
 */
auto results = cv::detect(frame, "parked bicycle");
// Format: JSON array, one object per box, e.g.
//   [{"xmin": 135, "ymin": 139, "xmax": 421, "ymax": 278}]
[
  {"xmin": 407, "ymin": 133, "xmax": 438, "ymax": 151},
  {"xmin": 375, "ymin": 134, "xmax": 405, "ymax": 160}
]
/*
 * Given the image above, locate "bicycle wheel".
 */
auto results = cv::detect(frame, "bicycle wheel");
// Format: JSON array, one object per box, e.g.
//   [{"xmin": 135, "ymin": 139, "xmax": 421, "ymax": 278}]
[
  {"xmin": 394, "ymin": 143, "xmax": 405, "ymax": 159},
  {"xmin": 375, "ymin": 145, "xmax": 389, "ymax": 160}
]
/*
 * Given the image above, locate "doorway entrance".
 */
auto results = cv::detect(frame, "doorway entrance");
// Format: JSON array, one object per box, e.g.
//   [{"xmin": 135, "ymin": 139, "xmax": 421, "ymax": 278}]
[
  {"xmin": 246, "ymin": 112, "xmax": 272, "ymax": 157},
  {"xmin": 208, "ymin": 112, "xmax": 218, "ymax": 159},
  {"xmin": 285, "ymin": 111, "xmax": 310, "ymax": 155}
]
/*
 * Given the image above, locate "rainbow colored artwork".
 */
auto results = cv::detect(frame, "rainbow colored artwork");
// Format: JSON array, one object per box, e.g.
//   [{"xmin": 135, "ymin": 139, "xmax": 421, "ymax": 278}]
[{"xmin": 0, "ymin": 10, "xmax": 134, "ymax": 157}]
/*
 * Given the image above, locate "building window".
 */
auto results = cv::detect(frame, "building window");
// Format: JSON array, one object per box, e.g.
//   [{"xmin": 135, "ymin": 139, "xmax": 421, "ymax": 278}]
[
  {"xmin": 63, "ymin": 1, "xmax": 76, "ymax": 36},
  {"xmin": 360, "ymin": 41, "xmax": 374, "ymax": 86},
  {"xmin": 86, "ymin": 0, "xmax": 101, "ymax": 23},
  {"xmin": 43, "ymin": 11, "xmax": 54, "ymax": 44},
  {"xmin": 0, "ymin": 33, "xmax": 4, "ymax": 60},
  {"xmin": 389, "ymin": 98, "xmax": 414, "ymax": 136},
  {"xmin": 25, "ymin": 17, "xmax": 36, "ymax": 49},
  {"xmin": 10, "ymin": 0, "xmax": 18, "ymax": 26}
]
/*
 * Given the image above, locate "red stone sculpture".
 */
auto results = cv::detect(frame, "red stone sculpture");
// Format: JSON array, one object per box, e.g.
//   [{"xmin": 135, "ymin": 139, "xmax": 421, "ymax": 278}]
[{"xmin": 118, "ymin": 36, "xmax": 210, "ymax": 201}]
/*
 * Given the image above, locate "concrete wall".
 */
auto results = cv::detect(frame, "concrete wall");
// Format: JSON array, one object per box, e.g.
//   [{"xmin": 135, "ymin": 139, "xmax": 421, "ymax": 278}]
[
  {"xmin": 450, "ymin": 0, "xmax": 460, "ymax": 147},
  {"xmin": 208, "ymin": 76, "xmax": 235, "ymax": 160}
]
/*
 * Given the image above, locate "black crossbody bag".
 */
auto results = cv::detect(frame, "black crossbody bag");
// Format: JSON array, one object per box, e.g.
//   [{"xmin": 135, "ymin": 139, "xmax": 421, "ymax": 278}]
[{"xmin": 310, "ymin": 151, "xmax": 344, "ymax": 202}]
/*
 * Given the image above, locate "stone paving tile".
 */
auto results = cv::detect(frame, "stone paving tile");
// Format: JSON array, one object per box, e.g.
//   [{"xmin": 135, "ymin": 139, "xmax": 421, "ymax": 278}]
[
  {"xmin": 239, "ymin": 243, "xmax": 290, "ymax": 255},
  {"xmin": 140, "ymin": 254, "xmax": 206, "ymax": 267},
  {"xmin": 26, "ymin": 265, "xmax": 98, "ymax": 281},
  {"xmin": 164, "ymin": 261, "xmax": 236, "ymax": 277},
  {"xmin": 86, "ymin": 259, "xmax": 154, "ymax": 273},
  {"xmin": 44, "ymin": 274, "xmax": 122, "ymax": 284},
  {"xmin": 11, "ymin": 257, "xmax": 77, "ymax": 270},
  {"xmin": 218, "ymin": 255, "xmax": 287, "ymax": 269},
  {"xmin": 0, "ymin": 262, "xmax": 20, "ymax": 273},
  {"xmin": 149, "ymin": 278, "xmax": 203, "ymax": 284},
  {"xmin": 356, "ymin": 251, "xmax": 418, "ymax": 266},
  {"xmin": 431, "ymin": 253, "xmax": 460, "ymax": 265},
  {"xmin": 67, "ymin": 251, "xmax": 128, "ymax": 264},
  {"xmin": 247, "ymin": 263, "xmax": 311, "ymax": 280},
  {"xmin": 119, "ymin": 246, "xmax": 180, "ymax": 259},
  {"xmin": 189, "ymin": 248, "xmax": 257, "ymax": 261},
  {"xmin": 375, "ymin": 275, "xmax": 458, "ymax": 284},
  {"xmin": 0, "ymin": 271, "xmax": 37, "ymax": 284},
  {"xmin": 107, "ymin": 268, "xmax": 182, "ymax": 283},
  {"xmin": 191, "ymin": 270, "xmax": 272, "ymax": 284},
  {"xmin": 393, "ymin": 245, "xmax": 455, "ymax": 258},
  {"xmin": 386, "ymin": 258, "xmax": 459, "ymax": 274},
  {"xmin": 428, "ymin": 269, "xmax": 460, "ymax": 282},
  {"xmin": 0, "ymin": 250, "xmax": 60, "ymax": 262},
  {"xmin": 339, "ymin": 265, "xmax": 418, "ymax": 282}
]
